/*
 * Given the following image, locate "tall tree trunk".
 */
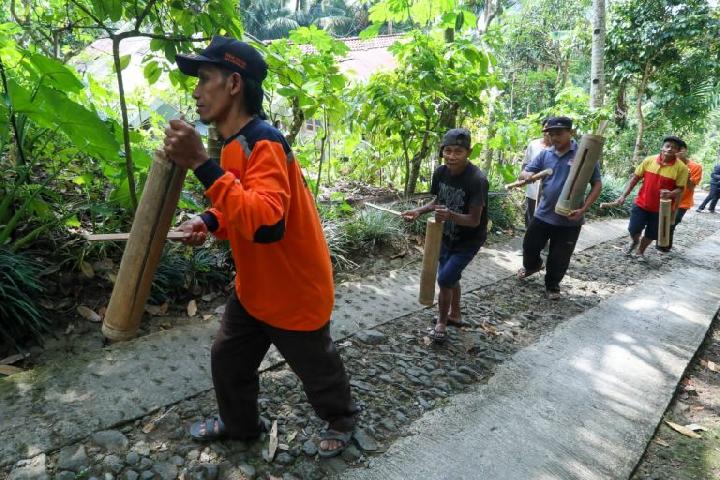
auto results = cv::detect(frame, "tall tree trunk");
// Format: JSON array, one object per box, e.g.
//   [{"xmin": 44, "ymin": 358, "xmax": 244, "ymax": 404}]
[
  {"xmin": 314, "ymin": 110, "xmax": 329, "ymax": 199},
  {"xmin": 614, "ymin": 80, "xmax": 628, "ymax": 128},
  {"xmin": 406, "ymin": 124, "xmax": 432, "ymax": 196},
  {"xmin": 631, "ymin": 62, "xmax": 652, "ymax": 166},
  {"xmin": 113, "ymin": 36, "xmax": 138, "ymax": 211},
  {"xmin": 478, "ymin": 0, "xmax": 501, "ymax": 33},
  {"xmin": 590, "ymin": 0, "xmax": 606, "ymax": 108},
  {"xmin": 286, "ymin": 97, "xmax": 304, "ymax": 147},
  {"xmin": 484, "ymin": 102, "xmax": 496, "ymax": 171},
  {"xmin": 406, "ymin": 151, "xmax": 425, "ymax": 197}
]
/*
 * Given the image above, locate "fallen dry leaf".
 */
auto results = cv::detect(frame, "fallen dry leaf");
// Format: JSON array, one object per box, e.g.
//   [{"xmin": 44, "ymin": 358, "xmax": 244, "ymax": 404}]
[
  {"xmin": 665, "ymin": 420, "xmax": 701, "ymax": 439},
  {"xmin": 79, "ymin": 261, "xmax": 95, "ymax": 279},
  {"xmin": 202, "ymin": 314, "xmax": 213, "ymax": 321},
  {"xmin": 145, "ymin": 303, "xmax": 169, "ymax": 316},
  {"xmin": 654, "ymin": 439, "xmax": 670, "ymax": 447},
  {"xmin": 480, "ymin": 322, "xmax": 500, "ymax": 336},
  {"xmin": 685, "ymin": 423, "xmax": 708, "ymax": 432},
  {"xmin": 214, "ymin": 305, "xmax": 226, "ymax": 315},
  {"xmin": 267, "ymin": 420, "xmax": 278, "ymax": 462},
  {"xmin": 422, "ymin": 336, "xmax": 432, "ymax": 346},
  {"xmin": 287, "ymin": 431, "xmax": 298, "ymax": 443},
  {"xmin": 142, "ymin": 406, "xmax": 177, "ymax": 434},
  {"xmin": 201, "ymin": 292, "xmax": 219, "ymax": 302},
  {"xmin": 39, "ymin": 299, "xmax": 55, "ymax": 309},
  {"xmin": 0, "ymin": 365, "xmax": 24, "ymax": 376},
  {"xmin": 64, "ymin": 323, "xmax": 75, "ymax": 335},
  {"xmin": 0, "ymin": 353, "xmax": 28, "ymax": 365},
  {"xmin": 77, "ymin": 305, "xmax": 102, "ymax": 323},
  {"xmin": 187, "ymin": 300, "xmax": 198, "ymax": 317}
]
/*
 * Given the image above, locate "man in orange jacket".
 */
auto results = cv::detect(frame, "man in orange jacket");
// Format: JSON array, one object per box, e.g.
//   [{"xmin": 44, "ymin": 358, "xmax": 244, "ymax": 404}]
[
  {"xmin": 657, "ymin": 141, "xmax": 702, "ymax": 252},
  {"xmin": 162, "ymin": 36, "xmax": 357, "ymax": 457}
]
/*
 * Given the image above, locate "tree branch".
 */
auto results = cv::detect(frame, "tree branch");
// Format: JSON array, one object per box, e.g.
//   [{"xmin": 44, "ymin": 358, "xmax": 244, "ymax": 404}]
[
  {"xmin": 0, "ymin": 55, "xmax": 27, "ymax": 166},
  {"xmin": 135, "ymin": 0, "xmax": 159, "ymax": 30},
  {"xmin": 70, "ymin": 0, "xmax": 112, "ymax": 35}
]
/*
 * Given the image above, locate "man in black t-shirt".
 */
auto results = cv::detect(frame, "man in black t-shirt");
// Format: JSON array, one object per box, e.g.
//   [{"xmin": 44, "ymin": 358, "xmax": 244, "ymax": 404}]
[{"xmin": 402, "ymin": 128, "xmax": 489, "ymax": 343}]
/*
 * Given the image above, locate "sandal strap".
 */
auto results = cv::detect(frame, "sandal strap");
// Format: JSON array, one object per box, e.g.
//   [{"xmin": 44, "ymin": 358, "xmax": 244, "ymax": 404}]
[{"xmin": 321, "ymin": 429, "xmax": 352, "ymax": 443}]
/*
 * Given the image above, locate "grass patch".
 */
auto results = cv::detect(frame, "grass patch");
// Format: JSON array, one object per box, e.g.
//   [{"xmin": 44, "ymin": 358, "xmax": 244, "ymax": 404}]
[{"xmin": 0, "ymin": 248, "xmax": 49, "ymax": 350}]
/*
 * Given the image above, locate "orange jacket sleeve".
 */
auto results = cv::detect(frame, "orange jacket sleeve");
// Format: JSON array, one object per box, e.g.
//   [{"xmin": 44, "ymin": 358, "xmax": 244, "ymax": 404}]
[{"xmin": 201, "ymin": 140, "xmax": 291, "ymax": 243}]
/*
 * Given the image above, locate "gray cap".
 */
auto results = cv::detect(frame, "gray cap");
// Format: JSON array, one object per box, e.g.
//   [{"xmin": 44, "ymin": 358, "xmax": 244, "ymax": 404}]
[{"xmin": 440, "ymin": 128, "xmax": 472, "ymax": 150}]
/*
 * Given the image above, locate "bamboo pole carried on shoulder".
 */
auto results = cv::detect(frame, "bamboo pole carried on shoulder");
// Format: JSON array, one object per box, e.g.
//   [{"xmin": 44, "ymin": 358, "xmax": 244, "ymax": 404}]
[{"xmin": 555, "ymin": 121, "xmax": 608, "ymax": 216}]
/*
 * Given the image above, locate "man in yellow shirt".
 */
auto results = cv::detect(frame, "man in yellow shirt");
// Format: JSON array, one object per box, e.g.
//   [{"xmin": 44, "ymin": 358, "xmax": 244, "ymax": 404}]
[{"xmin": 612, "ymin": 136, "xmax": 688, "ymax": 261}]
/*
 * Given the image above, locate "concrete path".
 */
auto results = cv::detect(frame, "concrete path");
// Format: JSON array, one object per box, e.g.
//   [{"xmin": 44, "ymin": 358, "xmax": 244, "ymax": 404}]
[
  {"xmin": 344, "ymin": 231, "xmax": 720, "ymax": 480},
  {"xmin": 0, "ymin": 218, "xmax": 628, "ymax": 467}
]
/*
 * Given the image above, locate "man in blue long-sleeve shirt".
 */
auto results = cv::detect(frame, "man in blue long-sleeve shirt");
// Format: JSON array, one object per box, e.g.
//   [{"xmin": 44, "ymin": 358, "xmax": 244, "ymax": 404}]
[{"xmin": 697, "ymin": 162, "xmax": 720, "ymax": 213}]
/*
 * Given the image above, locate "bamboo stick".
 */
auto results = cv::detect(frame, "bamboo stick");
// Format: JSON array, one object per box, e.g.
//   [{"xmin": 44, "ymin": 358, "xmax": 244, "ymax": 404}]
[
  {"xmin": 658, "ymin": 198, "xmax": 672, "ymax": 248},
  {"xmin": 505, "ymin": 168, "xmax": 554, "ymax": 190},
  {"xmin": 365, "ymin": 202, "xmax": 403, "ymax": 216},
  {"xmin": 84, "ymin": 231, "xmax": 190, "ymax": 242},
  {"xmin": 101, "ymin": 151, "xmax": 188, "ymax": 341},
  {"xmin": 418, "ymin": 217, "xmax": 444, "ymax": 306}
]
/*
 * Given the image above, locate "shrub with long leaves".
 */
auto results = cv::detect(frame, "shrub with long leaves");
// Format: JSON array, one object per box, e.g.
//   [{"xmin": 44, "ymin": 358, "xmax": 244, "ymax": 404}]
[{"xmin": 0, "ymin": 248, "xmax": 49, "ymax": 350}]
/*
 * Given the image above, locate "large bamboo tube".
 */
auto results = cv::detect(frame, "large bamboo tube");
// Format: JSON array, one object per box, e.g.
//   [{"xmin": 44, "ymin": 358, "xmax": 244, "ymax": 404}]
[
  {"xmin": 102, "ymin": 151, "xmax": 187, "ymax": 341},
  {"xmin": 555, "ymin": 134, "xmax": 605, "ymax": 216},
  {"xmin": 418, "ymin": 217, "xmax": 444, "ymax": 306},
  {"xmin": 658, "ymin": 198, "xmax": 672, "ymax": 248}
]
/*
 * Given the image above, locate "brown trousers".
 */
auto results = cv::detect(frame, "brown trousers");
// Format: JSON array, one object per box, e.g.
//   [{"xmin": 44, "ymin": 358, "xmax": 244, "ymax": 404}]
[{"xmin": 211, "ymin": 292, "xmax": 357, "ymax": 436}]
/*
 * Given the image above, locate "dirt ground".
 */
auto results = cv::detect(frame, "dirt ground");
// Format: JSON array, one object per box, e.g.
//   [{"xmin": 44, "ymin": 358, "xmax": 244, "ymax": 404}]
[{"xmin": 632, "ymin": 311, "xmax": 720, "ymax": 480}]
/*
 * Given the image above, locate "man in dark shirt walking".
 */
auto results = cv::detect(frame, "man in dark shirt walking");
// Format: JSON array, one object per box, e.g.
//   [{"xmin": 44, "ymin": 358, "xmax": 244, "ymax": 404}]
[
  {"xmin": 402, "ymin": 128, "xmax": 489, "ymax": 343},
  {"xmin": 516, "ymin": 117, "xmax": 602, "ymax": 299},
  {"xmin": 697, "ymin": 161, "xmax": 720, "ymax": 213}
]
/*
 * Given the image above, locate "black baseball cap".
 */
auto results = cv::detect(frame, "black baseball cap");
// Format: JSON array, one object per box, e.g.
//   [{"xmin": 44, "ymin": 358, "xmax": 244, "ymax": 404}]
[
  {"xmin": 663, "ymin": 135, "xmax": 687, "ymax": 149},
  {"xmin": 543, "ymin": 116, "xmax": 573, "ymax": 131},
  {"xmin": 440, "ymin": 128, "xmax": 472, "ymax": 150},
  {"xmin": 176, "ymin": 36, "xmax": 268, "ymax": 83}
]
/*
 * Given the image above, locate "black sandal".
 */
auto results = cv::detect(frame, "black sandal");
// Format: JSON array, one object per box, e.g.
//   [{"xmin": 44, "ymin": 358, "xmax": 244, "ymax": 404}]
[
  {"xmin": 189, "ymin": 415, "xmax": 270, "ymax": 442},
  {"xmin": 318, "ymin": 429, "xmax": 353, "ymax": 458},
  {"xmin": 189, "ymin": 415, "xmax": 227, "ymax": 442},
  {"xmin": 429, "ymin": 317, "xmax": 467, "ymax": 328},
  {"xmin": 517, "ymin": 264, "xmax": 544, "ymax": 279},
  {"xmin": 428, "ymin": 327, "xmax": 447, "ymax": 344}
]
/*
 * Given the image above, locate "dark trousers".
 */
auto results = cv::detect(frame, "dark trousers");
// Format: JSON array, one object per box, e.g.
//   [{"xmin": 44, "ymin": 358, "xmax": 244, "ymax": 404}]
[
  {"xmin": 211, "ymin": 293, "xmax": 357, "ymax": 436},
  {"xmin": 698, "ymin": 185, "xmax": 719, "ymax": 212},
  {"xmin": 665, "ymin": 208, "xmax": 688, "ymax": 250},
  {"xmin": 525, "ymin": 197, "xmax": 536, "ymax": 227},
  {"xmin": 523, "ymin": 218, "xmax": 582, "ymax": 291}
]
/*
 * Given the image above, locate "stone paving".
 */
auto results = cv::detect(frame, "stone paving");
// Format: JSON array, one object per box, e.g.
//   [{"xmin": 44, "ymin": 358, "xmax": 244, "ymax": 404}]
[
  {"xmin": 0, "ymin": 219, "xmax": 628, "ymax": 468},
  {"xmin": 2, "ymin": 208, "xmax": 720, "ymax": 480}
]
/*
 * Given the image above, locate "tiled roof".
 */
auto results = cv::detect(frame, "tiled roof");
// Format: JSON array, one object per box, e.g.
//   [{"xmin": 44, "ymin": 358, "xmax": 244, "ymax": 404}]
[{"xmin": 279, "ymin": 33, "xmax": 404, "ymax": 54}]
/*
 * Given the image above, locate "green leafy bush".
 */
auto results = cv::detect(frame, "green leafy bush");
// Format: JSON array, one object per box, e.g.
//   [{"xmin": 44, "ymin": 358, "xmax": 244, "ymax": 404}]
[
  {"xmin": 588, "ymin": 174, "xmax": 635, "ymax": 218},
  {"xmin": 322, "ymin": 218, "xmax": 355, "ymax": 270},
  {"xmin": 149, "ymin": 245, "xmax": 231, "ymax": 304},
  {"xmin": 0, "ymin": 248, "xmax": 49, "ymax": 349},
  {"xmin": 487, "ymin": 194, "xmax": 518, "ymax": 231},
  {"xmin": 344, "ymin": 209, "xmax": 404, "ymax": 250}
]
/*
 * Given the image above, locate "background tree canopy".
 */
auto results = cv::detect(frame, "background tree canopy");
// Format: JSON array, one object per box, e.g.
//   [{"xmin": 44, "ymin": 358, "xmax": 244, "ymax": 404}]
[{"xmin": 1, "ymin": 0, "xmax": 720, "ymax": 345}]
